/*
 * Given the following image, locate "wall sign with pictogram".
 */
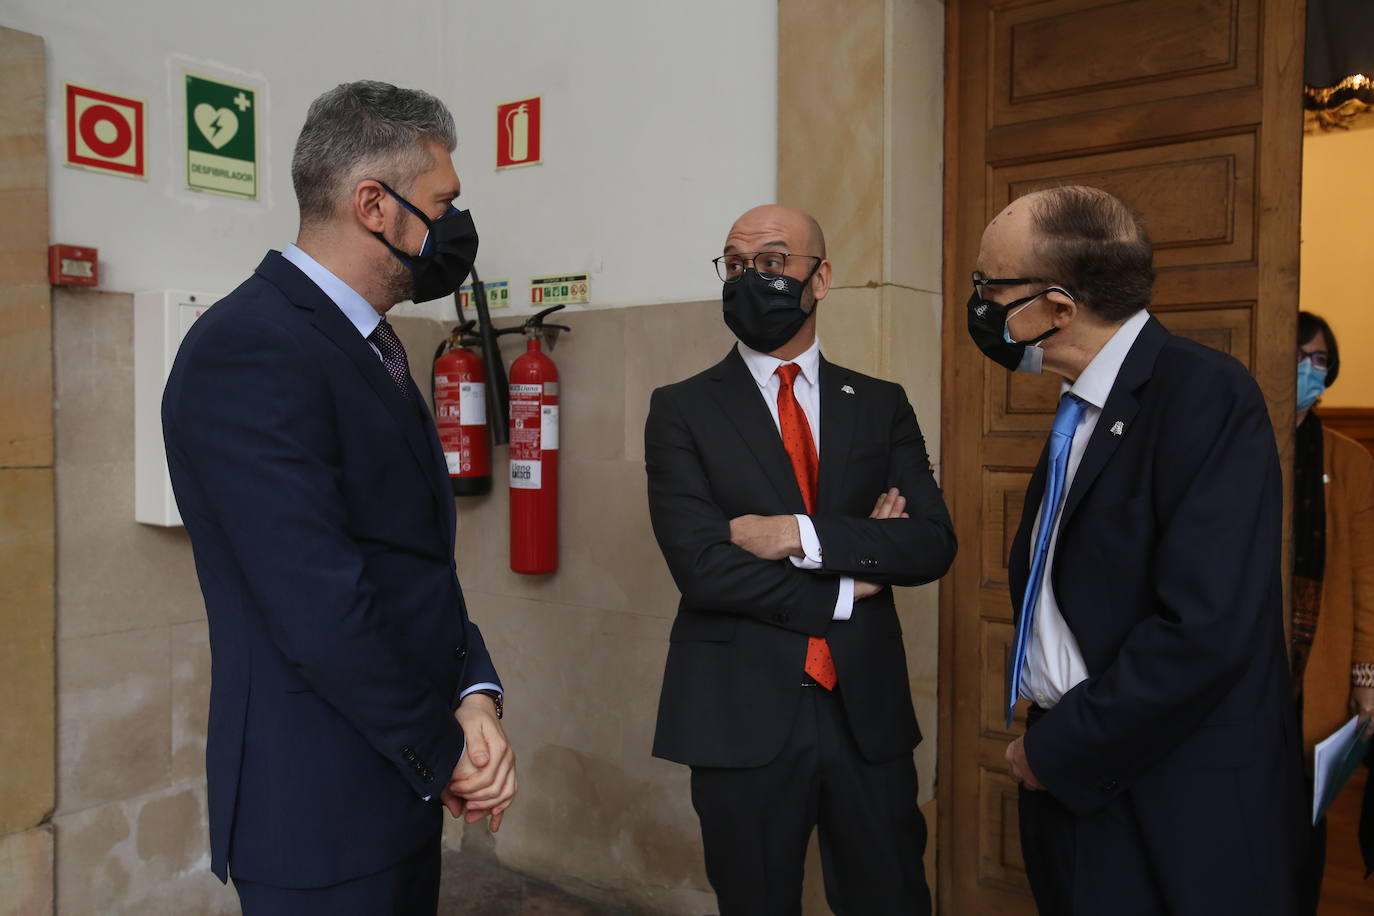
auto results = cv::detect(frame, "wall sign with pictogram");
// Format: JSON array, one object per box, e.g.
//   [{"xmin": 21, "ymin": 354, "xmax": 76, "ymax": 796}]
[
  {"xmin": 496, "ymin": 97, "xmax": 541, "ymax": 169},
  {"xmin": 64, "ymin": 83, "xmax": 146, "ymax": 180},
  {"xmin": 185, "ymin": 73, "xmax": 258, "ymax": 199},
  {"xmin": 529, "ymin": 275, "xmax": 589, "ymax": 306},
  {"xmin": 459, "ymin": 279, "xmax": 510, "ymax": 310}
]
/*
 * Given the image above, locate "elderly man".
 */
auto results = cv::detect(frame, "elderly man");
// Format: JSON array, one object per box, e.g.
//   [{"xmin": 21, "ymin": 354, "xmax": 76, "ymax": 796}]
[
  {"xmin": 968, "ymin": 185, "xmax": 1305, "ymax": 914},
  {"xmin": 645, "ymin": 204, "xmax": 956, "ymax": 914},
  {"xmin": 163, "ymin": 81, "xmax": 515, "ymax": 914}
]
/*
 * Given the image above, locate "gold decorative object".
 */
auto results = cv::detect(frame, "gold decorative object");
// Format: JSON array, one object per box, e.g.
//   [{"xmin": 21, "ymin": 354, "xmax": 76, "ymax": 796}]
[{"xmin": 1305, "ymin": 73, "xmax": 1374, "ymax": 132}]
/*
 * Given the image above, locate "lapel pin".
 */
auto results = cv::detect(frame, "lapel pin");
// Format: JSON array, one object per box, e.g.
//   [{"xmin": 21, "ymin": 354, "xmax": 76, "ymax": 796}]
[
  {"xmin": 1109, "ymin": 420, "xmax": 1125, "ymax": 437},
  {"xmin": 841, "ymin": 385, "xmax": 855, "ymax": 395}
]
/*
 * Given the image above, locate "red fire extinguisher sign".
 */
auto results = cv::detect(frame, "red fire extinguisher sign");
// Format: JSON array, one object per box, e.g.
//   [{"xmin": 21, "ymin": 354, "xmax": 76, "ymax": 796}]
[{"xmin": 496, "ymin": 96, "xmax": 541, "ymax": 169}]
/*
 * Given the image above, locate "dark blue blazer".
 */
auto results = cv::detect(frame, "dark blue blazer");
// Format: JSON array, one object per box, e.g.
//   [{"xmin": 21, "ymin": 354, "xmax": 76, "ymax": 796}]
[
  {"xmin": 1012, "ymin": 317, "xmax": 1305, "ymax": 912},
  {"xmin": 162, "ymin": 252, "xmax": 498, "ymax": 888}
]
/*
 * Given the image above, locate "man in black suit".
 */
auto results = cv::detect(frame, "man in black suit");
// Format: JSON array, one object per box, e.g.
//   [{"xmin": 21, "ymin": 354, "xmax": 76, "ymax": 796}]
[
  {"xmin": 163, "ymin": 81, "xmax": 516, "ymax": 914},
  {"xmin": 967, "ymin": 185, "xmax": 1305, "ymax": 914},
  {"xmin": 645, "ymin": 204, "xmax": 956, "ymax": 914}
]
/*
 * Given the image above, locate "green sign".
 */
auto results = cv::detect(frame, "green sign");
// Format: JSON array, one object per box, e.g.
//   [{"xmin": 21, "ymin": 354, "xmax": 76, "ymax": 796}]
[{"xmin": 185, "ymin": 74, "xmax": 257, "ymax": 199}]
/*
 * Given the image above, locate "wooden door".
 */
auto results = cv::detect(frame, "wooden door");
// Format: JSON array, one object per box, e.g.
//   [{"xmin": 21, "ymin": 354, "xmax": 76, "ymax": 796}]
[{"xmin": 937, "ymin": 1, "xmax": 1305, "ymax": 912}]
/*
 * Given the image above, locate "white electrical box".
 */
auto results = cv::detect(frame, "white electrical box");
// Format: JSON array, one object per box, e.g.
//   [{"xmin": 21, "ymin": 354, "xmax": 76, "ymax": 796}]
[{"xmin": 134, "ymin": 290, "xmax": 218, "ymax": 527}]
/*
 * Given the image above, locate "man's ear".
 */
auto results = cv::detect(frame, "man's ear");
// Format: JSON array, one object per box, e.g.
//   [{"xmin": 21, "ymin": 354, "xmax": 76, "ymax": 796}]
[
  {"xmin": 1047, "ymin": 289, "xmax": 1078, "ymax": 328},
  {"xmin": 354, "ymin": 180, "xmax": 389, "ymax": 234},
  {"xmin": 810, "ymin": 258, "xmax": 833, "ymax": 304}
]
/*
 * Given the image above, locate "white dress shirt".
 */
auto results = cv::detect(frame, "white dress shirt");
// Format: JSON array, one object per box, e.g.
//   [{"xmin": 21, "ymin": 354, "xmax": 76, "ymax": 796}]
[
  {"xmin": 281, "ymin": 244, "xmax": 501, "ymax": 765},
  {"xmin": 1020, "ymin": 309, "xmax": 1151, "ymax": 707},
  {"xmin": 736, "ymin": 340, "xmax": 855, "ymax": 621}
]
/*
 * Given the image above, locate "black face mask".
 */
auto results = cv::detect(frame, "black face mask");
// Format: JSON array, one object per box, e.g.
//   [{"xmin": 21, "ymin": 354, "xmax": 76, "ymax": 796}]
[
  {"xmin": 373, "ymin": 181, "xmax": 479, "ymax": 303},
  {"xmin": 723, "ymin": 266, "xmax": 818, "ymax": 353},
  {"xmin": 965, "ymin": 287, "xmax": 1067, "ymax": 373}
]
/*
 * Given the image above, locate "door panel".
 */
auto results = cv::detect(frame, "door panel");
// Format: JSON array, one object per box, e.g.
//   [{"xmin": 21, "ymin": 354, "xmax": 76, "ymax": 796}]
[{"xmin": 938, "ymin": 0, "xmax": 1303, "ymax": 911}]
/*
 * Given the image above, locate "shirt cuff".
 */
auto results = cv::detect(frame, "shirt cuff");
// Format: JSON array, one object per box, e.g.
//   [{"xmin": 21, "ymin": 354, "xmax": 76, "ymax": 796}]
[
  {"xmin": 459, "ymin": 682, "xmax": 503, "ymax": 701},
  {"xmin": 1353, "ymin": 663, "xmax": 1374, "ymax": 688},
  {"xmin": 833, "ymin": 576, "xmax": 854, "ymax": 621},
  {"xmin": 789, "ymin": 515, "xmax": 824, "ymax": 570}
]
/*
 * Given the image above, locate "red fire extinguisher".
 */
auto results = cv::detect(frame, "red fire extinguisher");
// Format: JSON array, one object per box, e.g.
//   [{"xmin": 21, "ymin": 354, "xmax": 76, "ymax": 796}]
[
  {"xmin": 432, "ymin": 320, "xmax": 492, "ymax": 496},
  {"xmin": 509, "ymin": 306, "xmax": 571, "ymax": 574}
]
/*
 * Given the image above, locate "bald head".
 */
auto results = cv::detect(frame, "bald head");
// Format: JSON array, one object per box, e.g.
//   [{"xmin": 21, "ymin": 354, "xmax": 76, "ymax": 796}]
[{"xmin": 725, "ymin": 204, "xmax": 826, "ymax": 259}]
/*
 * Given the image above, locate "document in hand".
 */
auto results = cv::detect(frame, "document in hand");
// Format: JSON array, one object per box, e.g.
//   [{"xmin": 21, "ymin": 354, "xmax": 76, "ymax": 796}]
[{"xmin": 1313, "ymin": 714, "xmax": 1372, "ymax": 825}]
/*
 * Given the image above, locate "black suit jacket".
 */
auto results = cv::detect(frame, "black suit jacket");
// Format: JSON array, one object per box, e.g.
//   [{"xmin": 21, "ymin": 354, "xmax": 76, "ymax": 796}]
[
  {"xmin": 1012, "ymin": 317, "xmax": 1305, "ymax": 909},
  {"xmin": 162, "ymin": 252, "xmax": 499, "ymax": 888},
  {"xmin": 646, "ymin": 348, "xmax": 956, "ymax": 768}
]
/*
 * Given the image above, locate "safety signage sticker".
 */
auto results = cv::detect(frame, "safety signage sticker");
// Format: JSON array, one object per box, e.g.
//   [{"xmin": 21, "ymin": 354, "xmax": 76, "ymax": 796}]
[
  {"xmin": 458, "ymin": 280, "xmax": 511, "ymax": 311},
  {"xmin": 185, "ymin": 74, "xmax": 257, "ymax": 199},
  {"xmin": 496, "ymin": 96, "xmax": 541, "ymax": 169},
  {"xmin": 64, "ymin": 83, "xmax": 146, "ymax": 179},
  {"xmin": 530, "ymin": 274, "xmax": 589, "ymax": 306},
  {"xmin": 509, "ymin": 383, "xmax": 543, "ymax": 489}
]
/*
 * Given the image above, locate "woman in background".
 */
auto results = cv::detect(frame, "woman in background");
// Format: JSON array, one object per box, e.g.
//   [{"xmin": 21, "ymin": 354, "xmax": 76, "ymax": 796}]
[{"xmin": 1293, "ymin": 310, "xmax": 1374, "ymax": 914}]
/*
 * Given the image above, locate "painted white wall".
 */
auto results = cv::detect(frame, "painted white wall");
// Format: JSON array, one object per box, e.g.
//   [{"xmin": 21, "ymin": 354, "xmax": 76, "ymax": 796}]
[
  {"xmin": 1300, "ymin": 123, "xmax": 1374, "ymax": 408},
  {"xmin": 5, "ymin": 0, "xmax": 776, "ymax": 315}
]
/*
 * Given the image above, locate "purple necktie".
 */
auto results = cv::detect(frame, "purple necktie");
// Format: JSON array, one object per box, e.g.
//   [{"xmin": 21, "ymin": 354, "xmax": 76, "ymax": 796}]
[{"xmin": 369, "ymin": 319, "xmax": 412, "ymax": 400}]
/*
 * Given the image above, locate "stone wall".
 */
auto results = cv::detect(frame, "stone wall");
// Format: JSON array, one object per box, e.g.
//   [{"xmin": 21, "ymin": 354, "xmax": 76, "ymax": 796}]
[{"xmin": 0, "ymin": 25, "xmax": 57, "ymax": 916}]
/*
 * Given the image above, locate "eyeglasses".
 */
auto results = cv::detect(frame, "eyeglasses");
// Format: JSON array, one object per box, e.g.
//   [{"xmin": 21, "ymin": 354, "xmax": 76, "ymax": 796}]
[
  {"xmin": 714, "ymin": 251, "xmax": 822, "ymax": 284},
  {"xmin": 1299, "ymin": 348, "xmax": 1330, "ymax": 370},
  {"xmin": 971, "ymin": 271, "xmax": 1045, "ymax": 298}
]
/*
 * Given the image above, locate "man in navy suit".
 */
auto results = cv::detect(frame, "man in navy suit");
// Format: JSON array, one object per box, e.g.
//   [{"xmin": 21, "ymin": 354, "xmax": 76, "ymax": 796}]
[
  {"xmin": 163, "ymin": 81, "xmax": 515, "ymax": 914},
  {"xmin": 967, "ymin": 185, "xmax": 1305, "ymax": 914}
]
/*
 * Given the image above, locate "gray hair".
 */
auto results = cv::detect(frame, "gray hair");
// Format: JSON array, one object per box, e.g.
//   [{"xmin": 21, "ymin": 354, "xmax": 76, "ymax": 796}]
[{"xmin": 291, "ymin": 80, "xmax": 456, "ymax": 227}]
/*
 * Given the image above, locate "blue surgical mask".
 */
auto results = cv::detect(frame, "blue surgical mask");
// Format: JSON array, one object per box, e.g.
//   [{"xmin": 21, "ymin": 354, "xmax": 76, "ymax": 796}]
[{"xmin": 1297, "ymin": 357, "xmax": 1327, "ymax": 413}]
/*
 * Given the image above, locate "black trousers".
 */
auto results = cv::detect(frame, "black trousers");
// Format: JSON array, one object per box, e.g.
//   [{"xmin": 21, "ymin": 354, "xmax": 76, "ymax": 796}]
[
  {"xmin": 232, "ymin": 836, "xmax": 441, "ymax": 916},
  {"xmin": 1298, "ymin": 776, "xmax": 1327, "ymax": 916},
  {"xmin": 1018, "ymin": 705, "xmax": 1167, "ymax": 916},
  {"xmin": 690, "ymin": 685, "xmax": 931, "ymax": 916}
]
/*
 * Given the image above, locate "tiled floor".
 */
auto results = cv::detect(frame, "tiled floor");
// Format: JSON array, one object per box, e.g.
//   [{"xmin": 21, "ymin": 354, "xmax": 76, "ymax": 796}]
[{"xmin": 438, "ymin": 855, "xmax": 635, "ymax": 915}]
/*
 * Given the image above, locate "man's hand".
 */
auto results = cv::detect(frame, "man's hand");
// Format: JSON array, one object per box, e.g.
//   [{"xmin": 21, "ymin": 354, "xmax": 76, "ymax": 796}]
[
  {"xmin": 1006, "ymin": 736, "xmax": 1043, "ymax": 791},
  {"xmin": 445, "ymin": 693, "xmax": 518, "ymax": 832},
  {"xmin": 854, "ymin": 580, "xmax": 884, "ymax": 600},
  {"xmin": 729, "ymin": 514, "xmax": 804, "ymax": 561},
  {"xmin": 1352, "ymin": 686, "xmax": 1374, "ymax": 725},
  {"xmin": 870, "ymin": 487, "xmax": 909, "ymax": 519}
]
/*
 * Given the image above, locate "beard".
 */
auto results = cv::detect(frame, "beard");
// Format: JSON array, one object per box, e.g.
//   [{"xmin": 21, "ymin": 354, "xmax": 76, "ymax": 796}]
[{"xmin": 378, "ymin": 255, "xmax": 415, "ymax": 306}]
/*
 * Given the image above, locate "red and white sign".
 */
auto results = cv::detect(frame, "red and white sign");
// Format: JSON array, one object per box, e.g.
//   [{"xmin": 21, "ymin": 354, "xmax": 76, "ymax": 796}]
[
  {"xmin": 496, "ymin": 96, "xmax": 541, "ymax": 169},
  {"xmin": 65, "ymin": 83, "xmax": 146, "ymax": 179}
]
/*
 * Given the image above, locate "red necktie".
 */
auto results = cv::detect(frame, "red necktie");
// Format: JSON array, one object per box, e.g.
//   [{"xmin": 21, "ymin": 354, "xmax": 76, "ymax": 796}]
[{"xmin": 776, "ymin": 363, "xmax": 837, "ymax": 690}]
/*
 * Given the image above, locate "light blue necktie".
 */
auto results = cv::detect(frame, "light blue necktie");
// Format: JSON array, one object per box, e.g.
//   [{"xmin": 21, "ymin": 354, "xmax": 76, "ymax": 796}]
[{"xmin": 1006, "ymin": 392, "xmax": 1087, "ymax": 726}]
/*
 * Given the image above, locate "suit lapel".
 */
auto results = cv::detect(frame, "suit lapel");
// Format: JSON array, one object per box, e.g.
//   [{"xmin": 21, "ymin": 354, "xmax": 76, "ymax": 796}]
[
  {"xmin": 1059, "ymin": 316, "xmax": 1168, "ymax": 528},
  {"xmin": 256, "ymin": 253, "xmax": 453, "ymax": 527},
  {"xmin": 709, "ymin": 349, "xmax": 808, "ymax": 514},
  {"xmin": 817, "ymin": 358, "xmax": 856, "ymax": 513}
]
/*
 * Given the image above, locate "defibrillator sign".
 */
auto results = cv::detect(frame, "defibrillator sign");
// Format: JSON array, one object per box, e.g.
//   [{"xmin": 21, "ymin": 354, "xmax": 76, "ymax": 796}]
[{"xmin": 185, "ymin": 74, "xmax": 257, "ymax": 199}]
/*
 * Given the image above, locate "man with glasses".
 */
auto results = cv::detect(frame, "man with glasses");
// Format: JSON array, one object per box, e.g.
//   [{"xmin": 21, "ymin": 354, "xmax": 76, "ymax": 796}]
[
  {"xmin": 645, "ymin": 204, "xmax": 956, "ymax": 914},
  {"xmin": 967, "ymin": 185, "xmax": 1304, "ymax": 914}
]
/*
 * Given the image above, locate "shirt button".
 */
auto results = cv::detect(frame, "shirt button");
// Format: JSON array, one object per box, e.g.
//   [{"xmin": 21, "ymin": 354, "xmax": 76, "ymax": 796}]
[{"xmin": 1036, "ymin": 693, "xmax": 1047, "ymax": 704}]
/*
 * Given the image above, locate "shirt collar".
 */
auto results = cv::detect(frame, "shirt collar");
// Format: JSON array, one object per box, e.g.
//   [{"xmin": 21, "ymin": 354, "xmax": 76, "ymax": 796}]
[
  {"xmin": 737, "ymin": 337, "xmax": 823, "ymax": 389},
  {"xmin": 1064, "ymin": 309, "xmax": 1152, "ymax": 409},
  {"xmin": 282, "ymin": 243, "xmax": 383, "ymax": 340}
]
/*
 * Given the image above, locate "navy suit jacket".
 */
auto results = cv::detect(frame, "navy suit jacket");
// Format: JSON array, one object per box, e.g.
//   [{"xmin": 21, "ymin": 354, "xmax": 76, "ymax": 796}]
[
  {"xmin": 1011, "ymin": 317, "xmax": 1305, "ymax": 911},
  {"xmin": 163, "ymin": 252, "xmax": 498, "ymax": 888},
  {"xmin": 646, "ymin": 349, "xmax": 956, "ymax": 768}
]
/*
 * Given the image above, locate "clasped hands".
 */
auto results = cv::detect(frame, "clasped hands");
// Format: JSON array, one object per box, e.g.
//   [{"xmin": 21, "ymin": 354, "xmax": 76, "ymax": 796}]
[
  {"xmin": 439, "ymin": 693, "xmax": 518, "ymax": 832},
  {"xmin": 728, "ymin": 487, "xmax": 910, "ymax": 600}
]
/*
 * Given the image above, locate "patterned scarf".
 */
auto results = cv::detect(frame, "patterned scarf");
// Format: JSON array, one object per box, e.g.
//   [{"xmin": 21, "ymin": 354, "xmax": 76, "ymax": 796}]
[{"xmin": 1291, "ymin": 411, "xmax": 1327, "ymax": 690}]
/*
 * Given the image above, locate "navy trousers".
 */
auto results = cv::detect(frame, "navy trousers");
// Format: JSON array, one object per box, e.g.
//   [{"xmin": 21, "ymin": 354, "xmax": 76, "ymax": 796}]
[{"xmin": 232, "ymin": 837, "xmax": 441, "ymax": 915}]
